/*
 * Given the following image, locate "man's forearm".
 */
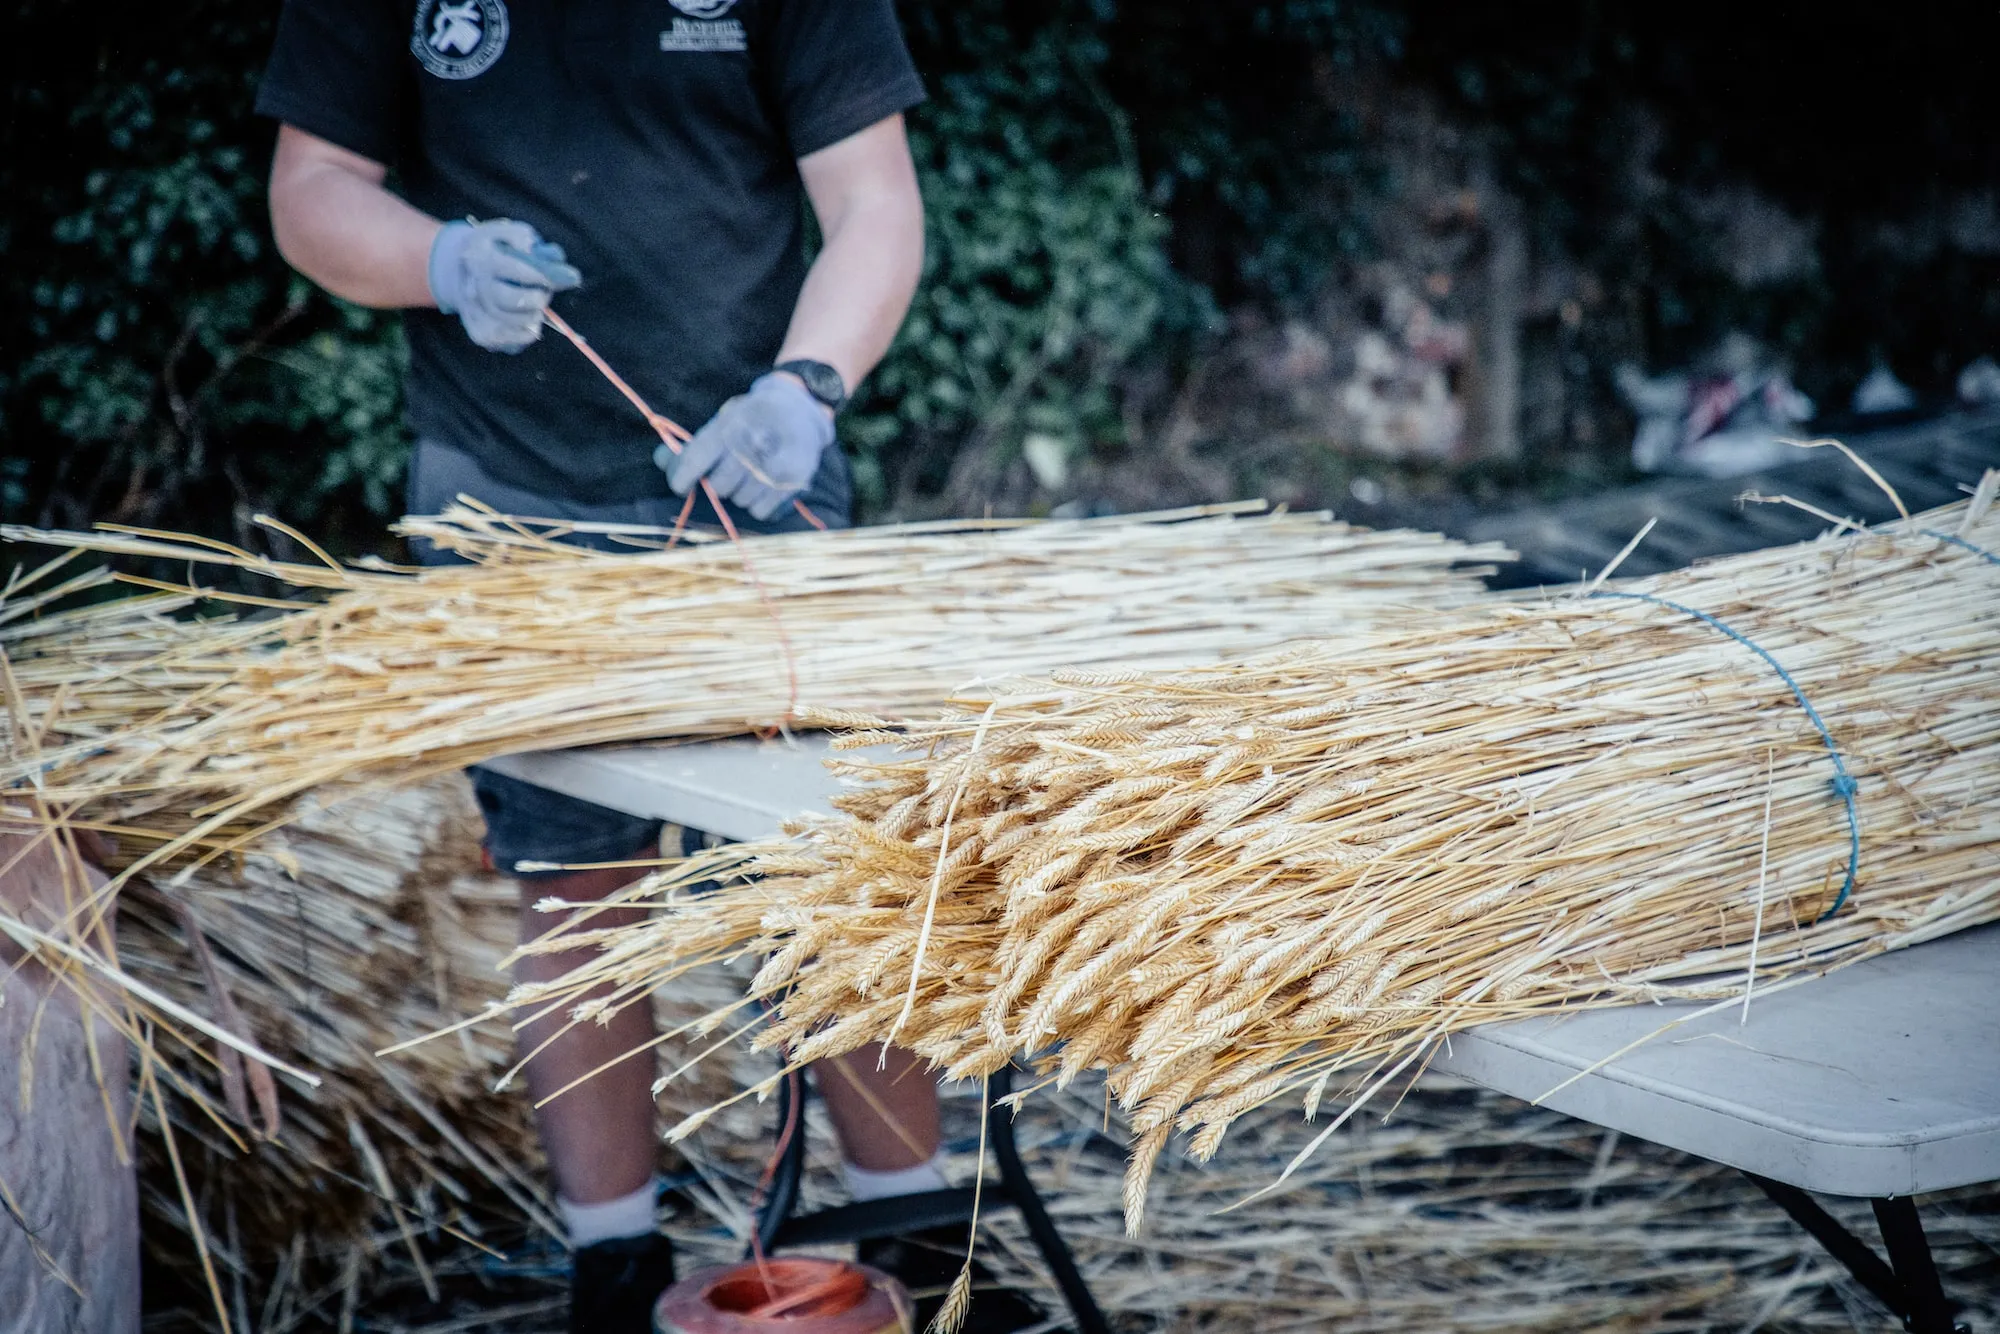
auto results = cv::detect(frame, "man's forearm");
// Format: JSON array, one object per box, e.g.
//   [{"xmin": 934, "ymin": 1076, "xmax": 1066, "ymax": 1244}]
[
  {"xmin": 672, "ymin": 143, "xmax": 922, "ymax": 515},
  {"xmin": 776, "ymin": 204, "xmax": 923, "ymax": 391},
  {"xmin": 269, "ymin": 125, "xmax": 440, "ymax": 309},
  {"xmin": 777, "ymin": 116, "xmax": 925, "ymax": 392}
]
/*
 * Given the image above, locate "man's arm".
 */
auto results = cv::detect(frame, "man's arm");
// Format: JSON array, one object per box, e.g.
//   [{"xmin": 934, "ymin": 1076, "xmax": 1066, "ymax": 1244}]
[
  {"xmin": 268, "ymin": 125, "xmax": 576, "ymax": 352},
  {"xmin": 268, "ymin": 124, "xmax": 440, "ymax": 308},
  {"xmin": 270, "ymin": 124, "xmax": 438, "ymax": 308},
  {"xmin": 775, "ymin": 113, "xmax": 925, "ymax": 393},
  {"xmin": 663, "ymin": 112, "xmax": 924, "ymax": 518}
]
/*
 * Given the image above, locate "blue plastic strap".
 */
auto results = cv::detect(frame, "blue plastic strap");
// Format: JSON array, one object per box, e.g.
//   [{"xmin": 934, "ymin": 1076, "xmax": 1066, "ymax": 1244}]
[
  {"xmin": 1588, "ymin": 591, "xmax": 1859, "ymax": 922},
  {"xmin": 1919, "ymin": 529, "xmax": 2000, "ymax": 567}
]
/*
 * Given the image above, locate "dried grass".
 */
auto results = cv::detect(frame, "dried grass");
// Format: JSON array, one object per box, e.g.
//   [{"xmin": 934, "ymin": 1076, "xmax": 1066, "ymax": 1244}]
[
  {"xmin": 962, "ymin": 1078, "xmax": 2000, "ymax": 1334},
  {"xmin": 188, "ymin": 1077, "xmax": 2000, "ymax": 1333},
  {"xmin": 0, "ymin": 502, "xmax": 1499, "ymax": 1328},
  {"xmin": 113, "ymin": 776, "xmax": 750, "ymax": 1328},
  {"xmin": 113, "ymin": 767, "xmax": 1998, "ymax": 1333},
  {"xmin": 500, "ymin": 490, "xmax": 2000, "ymax": 1228},
  {"xmin": 10, "ymin": 485, "xmax": 1997, "ymax": 1328},
  {"xmin": 0, "ymin": 504, "xmax": 1498, "ymax": 877}
]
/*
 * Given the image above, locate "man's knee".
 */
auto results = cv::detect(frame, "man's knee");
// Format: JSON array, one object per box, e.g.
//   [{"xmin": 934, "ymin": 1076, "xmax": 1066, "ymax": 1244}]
[{"xmin": 514, "ymin": 863, "xmax": 656, "ymax": 966}]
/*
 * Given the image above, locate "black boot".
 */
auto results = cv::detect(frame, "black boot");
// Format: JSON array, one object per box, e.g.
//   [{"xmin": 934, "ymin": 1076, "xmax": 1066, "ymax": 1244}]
[
  {"xmin": 569, "ymin": 1233, "xmax": 676, "ymax": 1334},
  {"xmin": 859, "ymin": 1225, "xmax": 1046, "ymax": 1334}
]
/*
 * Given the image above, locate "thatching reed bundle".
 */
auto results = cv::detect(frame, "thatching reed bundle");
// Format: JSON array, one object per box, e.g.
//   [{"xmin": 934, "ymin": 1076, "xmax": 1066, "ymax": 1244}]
[
  {"xmin": 0, "ymin": 503, "xmax": 1495, "ymax": 1326},
  {"xmin": 1, "ymin": 504, "xmax": 1501, "ymax": 875},
  {"xmin": 116, "ymin": 780, "xmax": 546, "ymax": 1256},
  {"xmin": 111, "ymin": 776, "xmax": 753, "ymax": 1327},
  {"xmin": 503, "ymin": 491, "xmax": 2000, "ymax": 1228}
]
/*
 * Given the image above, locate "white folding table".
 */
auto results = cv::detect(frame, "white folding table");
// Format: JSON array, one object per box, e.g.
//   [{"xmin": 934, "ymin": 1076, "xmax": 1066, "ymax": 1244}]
[{"xmin": 485, "ymin": 736, "xmax": 1998, "ymax": 1333}]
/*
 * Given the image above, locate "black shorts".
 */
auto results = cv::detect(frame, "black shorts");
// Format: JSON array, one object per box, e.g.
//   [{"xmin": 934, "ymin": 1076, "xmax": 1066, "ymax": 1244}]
[
  {"xmin": 467, "ymin": 766, "xmax": 665, "ymax": 878},
  {"xmin": 409, "ymin": 437, "xmax": 852, "ymax": 875}
]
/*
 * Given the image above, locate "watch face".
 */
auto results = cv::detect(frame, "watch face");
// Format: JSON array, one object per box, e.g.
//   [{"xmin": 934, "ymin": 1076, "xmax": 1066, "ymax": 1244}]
[{"xmin": 781, "ymin": 360, "xmax": 846, "ymax": 410}]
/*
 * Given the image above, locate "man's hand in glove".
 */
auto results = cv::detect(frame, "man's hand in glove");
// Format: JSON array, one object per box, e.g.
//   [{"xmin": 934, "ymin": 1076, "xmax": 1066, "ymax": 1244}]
[
  {"xmin": 660, "ymin": 372, "xmax": 835, "ymax": 520},
  {"xmin": 427, "ymin": 218, "xmax": 581, "ymax": 352}
]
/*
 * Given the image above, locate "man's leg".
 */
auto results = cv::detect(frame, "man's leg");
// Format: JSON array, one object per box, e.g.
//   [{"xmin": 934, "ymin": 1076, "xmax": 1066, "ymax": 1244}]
[
  {"xmin": 677, "ymin": 824, "xmax": 1040, "ymax": 1331},
  {"xmin": 817, "ymin": 1047, "xmax": 945, "ymax": 1188},
  {"xmin": 475, "ymin": 767, "xmax": 673, "ymax": 1334},
  {"xmin": 518, "ymin": 873, "xmax": 949, "ymax": 1195},
  {"xmin": 824, "ymin": 1051, "xmax": 1046, "ymax": 1334},
  {"xmin": 514, "ymin": 862, "xmax": 660, "ymax": 1208},
  {"xmin": 516, "ymin": 861, "xmax": 683, "ymax": 1334},
  {"xmin": 507, "ymin": 796, "xmax": 1034, "ymax": 1333}
]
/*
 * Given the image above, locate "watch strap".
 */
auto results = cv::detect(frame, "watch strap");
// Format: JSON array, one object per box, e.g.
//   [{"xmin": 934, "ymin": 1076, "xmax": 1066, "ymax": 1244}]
[{"xmin": 774, "ymin": 359, "xmax": 848, "ymax": 413}]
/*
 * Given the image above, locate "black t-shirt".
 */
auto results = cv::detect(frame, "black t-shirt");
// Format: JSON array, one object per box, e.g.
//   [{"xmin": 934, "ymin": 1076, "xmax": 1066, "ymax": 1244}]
[{"xmin": 257, "ymin": 0, "xmax": 924, "ymax": 504}]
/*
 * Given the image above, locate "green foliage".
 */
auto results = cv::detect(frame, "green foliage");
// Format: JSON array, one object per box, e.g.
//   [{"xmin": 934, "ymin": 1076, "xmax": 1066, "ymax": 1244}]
[
  {"xmin": 3, "ymin": 2, "xmax": 410, "ymax": 551},
  {"xmin": 1105, "ymin": 1, "xmax": 1401, "ymax": 307},
  {"xmin": 846, "ymin": 2, "xmax": 1198, "ymax": 509},
  {"xmin": 848, "ymin": 0, "xmax": 1398, "ymax": 510},
  {"xmin": 5, "ymin": 0, "xmax": 1402, "ymax": 538},
  {"xmin": 276, "ymin": 305, "xmax": 412, "ymax": 522},
  {"xmin": 10, "ymin": 1, "xmax": 2000, "ymax": 546}
]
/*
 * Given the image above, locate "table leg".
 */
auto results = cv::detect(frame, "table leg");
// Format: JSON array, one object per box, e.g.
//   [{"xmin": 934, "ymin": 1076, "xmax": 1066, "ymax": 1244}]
[
  {"xmin": 987, "ymin": 1067, "xmax": 1112, "ymax": 1334},
  {"xmin": 751, "ymin": 1065, "xmax": 809, "ymax": 1257},
  {"xmin": 751, "ymin": 1064, "xmax": 1114, "ymax": 1334},
  {"xmin": 1871, "ymin": 1196, "xmax": 1963, "ymax": 1334},
  {"xmin": 1745, "ymin": 1173, "xmax": 1967, "ymax": 1333}
]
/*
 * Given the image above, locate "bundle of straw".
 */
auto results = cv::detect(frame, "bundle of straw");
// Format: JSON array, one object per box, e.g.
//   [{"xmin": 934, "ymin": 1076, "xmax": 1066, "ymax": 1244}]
[
  {"xmin": 1, "ymin": 504, "xmax": 1501, "ymax": 872},
  {"xmin": 111, "ymin": 776, "xmax": 753, "ymax": 1323},
  {"xmin": 115, "ymin": 780, "xmax": 547, "ymax": 1250},
  {"xmin": 0, "ymin": 502, "xmax": 1494, "ymax": 1326},
  {"xmin": 506, "ymin": 488, "xmax": 2000, "ymax": 1228}
]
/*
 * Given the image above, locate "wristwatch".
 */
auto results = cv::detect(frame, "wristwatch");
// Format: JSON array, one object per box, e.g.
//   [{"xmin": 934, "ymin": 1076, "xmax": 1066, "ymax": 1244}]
[{"xmin": 774, "ymin": 359, "xmax": 848, "ymax": 413}]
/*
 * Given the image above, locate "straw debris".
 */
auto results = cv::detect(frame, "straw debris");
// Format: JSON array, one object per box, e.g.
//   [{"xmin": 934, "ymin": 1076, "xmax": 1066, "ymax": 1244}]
[
  {"xmin": 269, "ymin": 1076, "xmax": 2000, "ymax": 1333},
  {"xmin": 0, "ymin": 503, "xmax": 1498, "ymax": 1323}
]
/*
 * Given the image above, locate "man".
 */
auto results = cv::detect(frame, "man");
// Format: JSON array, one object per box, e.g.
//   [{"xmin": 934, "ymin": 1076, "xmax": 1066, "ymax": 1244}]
[{"xmin": 256, "ymin": 4, "xmax": 1037, "ymax": 1329}]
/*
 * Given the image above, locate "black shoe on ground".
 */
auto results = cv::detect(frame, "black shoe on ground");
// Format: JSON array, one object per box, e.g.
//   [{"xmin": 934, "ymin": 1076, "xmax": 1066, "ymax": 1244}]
[
  {"xmin": 859, "ymin": 1225, "xmax": 1046, "ymax": 1333},
  {"xmin": 569, "ymin": 1232, "xmax": 676, "ymax": 1334}
]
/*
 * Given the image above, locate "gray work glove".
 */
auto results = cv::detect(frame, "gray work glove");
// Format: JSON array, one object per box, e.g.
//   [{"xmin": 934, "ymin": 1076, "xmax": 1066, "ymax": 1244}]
[
  {"xmin": 426, "ymin": 218, "xmax": 581, "ymax": 353},
  {"xmin": 659, "ymin": 372, "xmax": 835, "ymax": 520}
]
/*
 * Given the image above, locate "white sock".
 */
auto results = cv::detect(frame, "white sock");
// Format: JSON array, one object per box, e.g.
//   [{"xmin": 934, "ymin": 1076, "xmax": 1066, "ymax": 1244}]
[
  {"xmin": 843, "ymin": 1152, "xmax": 950, "ymax": 1202},
  {"xmin": 560, "ymin": 1177, "xmax": 660, "ymax": 1248}
]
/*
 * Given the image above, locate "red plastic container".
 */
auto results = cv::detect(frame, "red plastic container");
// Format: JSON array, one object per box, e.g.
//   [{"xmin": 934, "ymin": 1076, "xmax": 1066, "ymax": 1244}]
[{"xmin": 654, "ymin": 1259, "xmax": 911, "ymax": 1334}]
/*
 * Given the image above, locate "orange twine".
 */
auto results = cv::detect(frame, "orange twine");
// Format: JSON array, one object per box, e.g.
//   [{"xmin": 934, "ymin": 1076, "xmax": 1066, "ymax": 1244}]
[
  {"xmin": 741, "ymin": 1260, "xmax": 872, "ymax": 1319},
  {"xmin": 742, "ymin": 1065, "xmax": 804, "ymax": 1290},
  {"xmin": 696, "ymin": 1257, "xmax": 875, "ymax": 1323},
  {"xmin": 541, "ymin": 310, "xmax": 829, "ymax": 535},
  {"xmin": 546, "ymin": 316, "xmax": 868, "ymax": 1318},
  {"xmin": 541, "ymin": 309, "xmax": 813, "ymax": 726}
]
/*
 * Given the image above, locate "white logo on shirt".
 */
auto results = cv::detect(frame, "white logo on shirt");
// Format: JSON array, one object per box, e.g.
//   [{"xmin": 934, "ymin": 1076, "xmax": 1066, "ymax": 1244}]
[
  {"xmin": 411, "ymin": 0, "xmax": 510, "ymax": 79},
  {"xmin": 660, "ymin": 17, "xmax": 746, "ymax": 52},
  {"xmin": 669, "ymin": 0, "xmax": 739, "ymax": 16}
]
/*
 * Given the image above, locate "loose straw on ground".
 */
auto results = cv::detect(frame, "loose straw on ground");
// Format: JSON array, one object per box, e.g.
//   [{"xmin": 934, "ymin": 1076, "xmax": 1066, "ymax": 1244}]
[{"xmin": 495, "ymin": 486, "xmax": 2000, "ymax": 1231}]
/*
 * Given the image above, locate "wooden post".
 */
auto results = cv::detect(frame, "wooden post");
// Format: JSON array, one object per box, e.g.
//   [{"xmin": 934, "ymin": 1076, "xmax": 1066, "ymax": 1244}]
[{"xmin": 0, "ymin": 828, "xmax": 139, "ymax": 1334}]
